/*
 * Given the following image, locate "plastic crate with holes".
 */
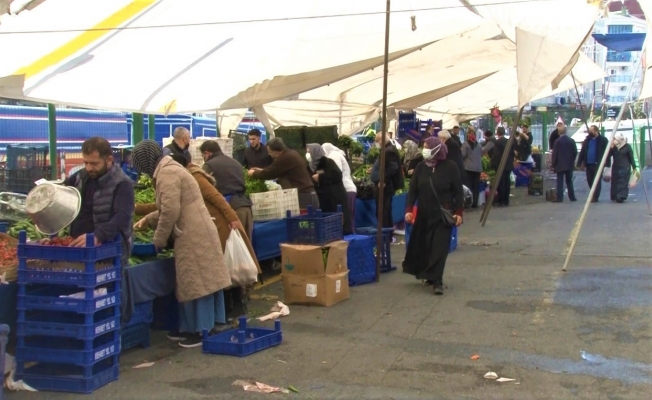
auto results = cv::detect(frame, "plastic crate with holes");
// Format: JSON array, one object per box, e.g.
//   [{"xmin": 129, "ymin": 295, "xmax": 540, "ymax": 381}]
[
  {"xmin": 343, "ymin": 234, "xmax": 377, "ymax": 286},
  {"xmin": 120, "ymin": 301, "xmax": 153, "ymax": 351},
  {"xmin": 354, "ymin": 227, "xmax": 396, "ymax": 273},
  {"xmin": 187, "ymin": 137, "xmax": 234, "ymax": 165},
  {"xmin": 202, "ymin": 317, "xmax": 282, "ymax": 357},
  {"xmin": 250, "ymin": 188, "xmax": 300, "ymax": 221},
  {"xmin": 285, "ymin": 205, "xmax": 344, "ymax": 246},
  {"xmin": 15, "ymin": 232, "xmax": 121, "ymax": 394}
]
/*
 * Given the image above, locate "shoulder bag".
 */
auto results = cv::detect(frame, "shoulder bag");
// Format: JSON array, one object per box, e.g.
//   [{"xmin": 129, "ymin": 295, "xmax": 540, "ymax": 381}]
[{"xmin": 428, "ymin": 174, "xmax": 457, "ymax": 228}]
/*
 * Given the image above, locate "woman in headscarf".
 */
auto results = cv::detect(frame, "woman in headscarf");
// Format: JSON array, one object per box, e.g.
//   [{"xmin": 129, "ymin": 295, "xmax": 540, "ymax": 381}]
[
  {"xmin": 402, "ymin": 140, "xmax": 423, "ymax": 179},
  {"xmin": 402, "ymin": 137, "xmax": 464, "ymax": 295},
  {"xmin": 322, "ymin": 143, "xmax": 357, "ymax": 231},
  {"xmin": 461, "ymin": 129, "xmax": 483, "ymax": 208},
  {"xmin": 608, "ymin": 132, "xmax": 638, "ymax": 203},
  {"xmin": 306, "ymin": 143, "xmax": 353, "ymax": 235},
  {"xmin": 131, "ymin": 140, "xmax": 232, "ymax": 348}
]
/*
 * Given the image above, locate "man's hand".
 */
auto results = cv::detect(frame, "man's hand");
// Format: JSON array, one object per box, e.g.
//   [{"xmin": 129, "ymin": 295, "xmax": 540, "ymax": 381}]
[
  {"xmin": 247, "ymin": 169, "xmax": 256, "ymax": 177},
  {"xmin": 133, "ymin": 218, "xmax": 148, "ymax": 231},
  {"xmin": 454, "ymin": 215, "xmax": 463, "ymax": 227},
  {"xmin": 408, "ymin": 169, "xmax": 414, "ymax": 176},
  {"xmin": 229, "ymin": 221, "xmax": 242, "ymax": 230},
  {"xmin": 405, "ymin": 212, "xmax": 414, "ymax": 224},
  {"xmin": 312, "ymin": 173, "xmax": 319, "ymax": 182},
  {"xmin": 70, "ymin": 234, "xmax": 100, "ymax": 248}
]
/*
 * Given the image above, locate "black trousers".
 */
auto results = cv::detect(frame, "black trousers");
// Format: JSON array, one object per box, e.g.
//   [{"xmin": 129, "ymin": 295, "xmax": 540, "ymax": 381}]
[
  {"xmin": 556, "ymin": 170, "xmax": 576, "ymax": 201},
  {"xmin": 374, "ymin": 186, "xmax": 394, "ymax": 229},
  {"xmin": 466, "ymin": 170, "xmax": 481, "ymax": 207},
  {"xmin": 497, "ymin": 170, "xmax": 511, "ymax": 206},
  {"xmin": 585, "ymin": 164, "xmax": 602, "ymax": 201}
]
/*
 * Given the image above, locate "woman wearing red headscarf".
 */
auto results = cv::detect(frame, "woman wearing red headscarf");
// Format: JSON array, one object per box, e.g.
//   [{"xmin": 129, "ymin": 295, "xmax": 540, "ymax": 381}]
[
  {"xmin": 403, "ymin": 137, "xmax": 464, "ymax": 295},
  {"xmin": 461, "ymin": 128, "xmax": 483, "ymax": 208}
]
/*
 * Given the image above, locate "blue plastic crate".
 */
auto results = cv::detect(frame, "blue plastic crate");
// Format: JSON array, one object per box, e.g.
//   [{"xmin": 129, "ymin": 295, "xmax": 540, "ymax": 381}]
[
  {"xmin": 121, "ymin": 323, "xmax": 151, "ymax": 351},
  {"xmin": 343, "ymin": 235, "xmax": 377, "ymax": 286},
  {"xmin": 285, "ymin": 205, "xmax": 343, "ymax": 246},
  {"xmin": 17, "ymin": 264, "xmax": 119, "ymax": 288},
  {"xmin": 151, "ymin": 293, "xmax": 179, "ymax": 332},
  {"xmin": 202, "ymin": 317, "xmax": 282, "ymax": 357},
  {"xmin": 449, "ymin": 226, "xmax": 458, "ymax": 253},
  {"xmin": 0, "ymin": 325, "xmax": 8, "ymax": 400},
  {"xmin": 17, "ymin": 309, "xmax": 120, "ymax": 340},
  {"xmin": 0, "ymin": 222, "xmax": 8, "ymax": 234},
  {"xmin": 131, "ymin": 243, "xmax": 156, "ymax": 257},
  {"xmin": 355, "ymin": 228, "xmax": 396, "ymax": 273},
  {"xmin": 17, "ymin": 231, "xmax": 121, "ymax": 262},
  {"xmin": 17, "ymin": 332, "xmax": 119, "ymax": 366},
  {"xmin": 17, "ymin": 284, "xmax": 120, "ymax": 314},
  {"xmin": 123, "ymin": 301, "xmax": 153, "ymax": 327},
  {"xmin": 17, "ymin": 359, "xmax": 118, "ymax": 394}
]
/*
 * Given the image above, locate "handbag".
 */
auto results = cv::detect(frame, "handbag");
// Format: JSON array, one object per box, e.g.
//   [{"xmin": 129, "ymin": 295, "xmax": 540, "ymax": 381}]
[{"xmin": 428, "ymin": 176, "xmax": 457, "ymax": 228}]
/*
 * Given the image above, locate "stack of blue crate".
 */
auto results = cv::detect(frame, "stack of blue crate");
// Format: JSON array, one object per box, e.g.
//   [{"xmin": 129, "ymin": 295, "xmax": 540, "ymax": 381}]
[
  {"xmin": 15, "ymin": 232, "xmax": 121, "ymax": 394},
  {"xmin": 121, "ymin": 300, "xmax": 154, "ymax": 351}
]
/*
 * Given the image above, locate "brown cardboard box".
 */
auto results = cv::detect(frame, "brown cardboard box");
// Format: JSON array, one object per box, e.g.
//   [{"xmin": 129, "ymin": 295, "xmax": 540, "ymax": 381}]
[{"xmin": 280, "ymin": 240, "xmax": 349, "ymax": 307}]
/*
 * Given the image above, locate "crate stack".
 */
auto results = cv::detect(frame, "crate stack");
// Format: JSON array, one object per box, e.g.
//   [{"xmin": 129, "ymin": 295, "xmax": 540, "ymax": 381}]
[
  {"xmin": 4, "ymin": 144, "xmax": 57, "ymax": 194},
  {"xmin": 15, "ymin": 232, "xmax": 121, "ymax": 394},
  {"xmin": 250, "ymin": 189, "xmax": 300, "ymax": 221},
  {"xmin": 121, "ymin": 301, "xmax": 153, "ymax": 351}
]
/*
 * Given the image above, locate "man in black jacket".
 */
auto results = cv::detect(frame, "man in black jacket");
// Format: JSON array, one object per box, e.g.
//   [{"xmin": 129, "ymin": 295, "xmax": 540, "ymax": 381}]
[
  {"xmin": 548, "ymin": 121, "xmax": 565, "ymax": 152},
  {"xmin": 451, "ymin": 126, "xmax": 463, "ymax": 147},
  {"xmin": 577, "ymin": 124, "xmax": 610, "ymax": 202},
  {"xmin": 552, "ymin": 129, "xmax": 578, "ymax": 202},
  {"xmin": 370, "ymin": 133, "xmax": 402, "ymax": 230},
  {"xmin": 243, "ymin": 129, "xmax": 273, "ymax": 169},
  {"xmin": 163, "ymin": 127, "xmax": 192, "ymax": 163},
  {"xmin": 492, "ymin": 127, "xmax": 515, "ymax": 206}
]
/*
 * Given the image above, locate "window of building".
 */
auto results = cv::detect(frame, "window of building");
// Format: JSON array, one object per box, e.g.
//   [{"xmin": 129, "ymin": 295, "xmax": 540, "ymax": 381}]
[
  {"xmin": 606, "ymin": 50, "xmax": 632, "ymax": 62},
  {"xmin": 608, "ymin": 25, "xmax": 633, "ymax": 34},
  {"xmin": 606, "ymin": 75, "xmax": 632, "ymax": 82}
]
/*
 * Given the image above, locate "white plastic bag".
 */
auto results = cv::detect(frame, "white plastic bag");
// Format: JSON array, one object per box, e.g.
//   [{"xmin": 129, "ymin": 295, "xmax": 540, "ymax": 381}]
[
  {"xmin": 224, "ymin": 230, "xmax": 258, "ymax": 287},
  {"xmin": 629, "ymin": 170, "xmax": 640, "ymax": 188},
  {"xmin": 602, "ymin": 167, "xmax": 612, "ymax": 183}
]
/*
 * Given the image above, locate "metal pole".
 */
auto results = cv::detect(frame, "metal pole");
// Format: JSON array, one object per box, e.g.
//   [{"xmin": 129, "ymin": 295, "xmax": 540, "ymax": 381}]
[
  {"xmin": 148, "ymin": 115, "xmax": 156, "ymax": 142},
  {"xmin": 375, "ymin": 0, "xmax": 391, "ymax": 282},
  {"xmin": 47, "ymin": 104, "xmax": 57, "ymax": 180},
  {"xmin": 571, "ymin": 72, "xmax": 592, "ymax": 135},
  {"xmin": 562, "ymin": 36, "xmax": 648, "ymax": 271},
  {"xmin": 132, "ymin": 113, "xmax": 144, "ymax": 145},
  {"xmin": 480, "ymin": 107, "xmax": 523, "ymax": 226}
]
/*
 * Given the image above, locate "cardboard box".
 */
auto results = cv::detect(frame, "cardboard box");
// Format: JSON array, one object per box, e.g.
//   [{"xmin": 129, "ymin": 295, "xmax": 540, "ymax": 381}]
[{"xmin": 280, "ymin": 241, "xmax": 349, "ymax": 307}]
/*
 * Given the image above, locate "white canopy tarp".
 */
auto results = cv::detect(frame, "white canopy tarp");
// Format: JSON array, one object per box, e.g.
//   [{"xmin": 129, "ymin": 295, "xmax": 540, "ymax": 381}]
[
  {"xmin": 636, "ymin": 0, "xmax": 652, "ymax": 100},
  {"xmin": 0, "ymin": 0, "xmax": 487, "ymax": 113}
]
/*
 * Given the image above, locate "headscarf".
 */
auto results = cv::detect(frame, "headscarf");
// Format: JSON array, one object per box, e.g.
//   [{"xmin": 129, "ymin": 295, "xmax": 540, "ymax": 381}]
[
  {"xmin": 306, "ymin": 143, "xmax": 325, "ymax": 172},
  {"xmin": 614, "ymin": 132, "xmax": 627, "ymax": 149},
  {"xmin": 403, "ymin": 140, "xmax": 420, "ymax": 161},
  {"xmin": 321, "ymin": 142, "xmax": 345, "ymax": 157},
  {"xmin": 132, "ymin": 140, "xmax": 163, "ymax": 177},
  {"xmin": 423, "ymin": 136, "xmax": 447, "ymax": 168},
  {"xmin": 467, "ymin": 130, "xmax": 477, "ymax": 149}
]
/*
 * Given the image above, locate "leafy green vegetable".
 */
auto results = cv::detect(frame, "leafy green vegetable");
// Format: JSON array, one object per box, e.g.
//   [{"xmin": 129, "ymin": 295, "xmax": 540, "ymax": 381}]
[
  {"xmin": 321, "ymin": 248, "xmax": 329, "ymax": 269},
  {"xmin": 135, "ymin": 174, "xmax": 156, "ymax": 204},
  {"xmin": 244, "ymin": 169, "xmax": 269, "ymax": 195},
  {"xmin": 366, "ymin": 146, "xmax": 380, "ymax": 164}
]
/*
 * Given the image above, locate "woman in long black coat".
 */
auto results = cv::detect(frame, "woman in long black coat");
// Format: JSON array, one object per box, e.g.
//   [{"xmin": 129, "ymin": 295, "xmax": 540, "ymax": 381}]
[
  {"xmin": 306, "ymin": 143, "xmax": 353, "ymax": 235},
  {"xmin": 403, "ymin": 137, "xmax": 464, "ymax": 295},
  {"xmin": 609, "ymin": 132, "xmax": 638, "ymax": 203}
]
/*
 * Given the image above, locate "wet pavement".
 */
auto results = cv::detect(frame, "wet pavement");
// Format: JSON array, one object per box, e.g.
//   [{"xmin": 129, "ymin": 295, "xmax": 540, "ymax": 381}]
[{"xmin": 6, "ymin": 169, "xmax": 652, "ymax": 399}]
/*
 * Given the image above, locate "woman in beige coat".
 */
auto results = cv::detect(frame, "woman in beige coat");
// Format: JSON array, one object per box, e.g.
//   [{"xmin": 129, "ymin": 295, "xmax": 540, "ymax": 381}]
[{"xmin": 132, "ymin": 140, "xmax": 232, "ymax": 348}]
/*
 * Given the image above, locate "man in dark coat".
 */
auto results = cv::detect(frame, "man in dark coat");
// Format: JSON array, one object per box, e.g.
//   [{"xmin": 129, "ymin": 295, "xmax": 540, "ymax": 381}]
[
  {"xmin": 548, "ymin": 121, "xmax": 565, "ymax": 152},
  {"xmin": 552, "ymin": 128, "xmax": 578, "ymax": 202},
  {"xmin": 163, "ymin": 127, "xmax": 192, "ymax": 163},
  {"xmin": 577, "ymin": 124, "xmax": 610, "ymax": 202},
  {"xmin": 439, "ymin": 129, "xmax": 467, "ymax": 187},
  {"xmin": 491, "ymin": 127, "xmax": 514, "ymax": 206},
  {"xmin": 451, "ymin": 126, "xmax": 463, "ymax": 147},
  {"xmin": 370, "ymin": 133, "xmax": 402, "ymax": 230},
  {"xmin": 243, "ymin": 128, "xmax": 273, "ymax": 169}
]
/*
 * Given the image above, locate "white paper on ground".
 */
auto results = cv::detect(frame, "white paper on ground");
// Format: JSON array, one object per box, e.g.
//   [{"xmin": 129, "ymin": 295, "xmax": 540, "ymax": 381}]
[
  {"xmin": 497, "ymin": 377, "xmax": 516, "ymax": 382},
  {"xmin": 258, "ymin": 301, "xmax": 290, "ymax": 322},
  {"xmin": 484, "ymin": 372, "xmax": 498, "ymax": 379}
]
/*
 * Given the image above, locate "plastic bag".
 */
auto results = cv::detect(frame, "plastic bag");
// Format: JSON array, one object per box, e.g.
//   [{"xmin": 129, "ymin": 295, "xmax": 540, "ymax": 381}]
[
  {"xmin": 629, "ymin": 170, "xmax": 640, "ymax": 188},
  {"xmin": 602, "ymin": 167, "xmax": 612, "ymax": 183},
  {"xmin": 224, "ymin": 230, "xmax": 258, "ymax": 287}
]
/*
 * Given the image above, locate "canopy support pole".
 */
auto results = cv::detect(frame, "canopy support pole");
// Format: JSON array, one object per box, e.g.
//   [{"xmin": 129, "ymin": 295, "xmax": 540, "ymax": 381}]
[
  {"xmin": 570, "ymin": 72, "xmax": 592, "ymax": 136},
  {"xmin": 132, "ymin": 113, "xmax": 144, "ymax": 145},
  {"xmin": 148, "ymin": 115, "xmax": 156, "ymax": 141},
  {"xmin": 562, "ymin": 36, "xmax": 648, "ymax": 271},
  {"xmin": 47, "ymin": 104, "xmax": 57, "ymax": 180},
  {"xmin": 480, "ymin": 107, "xmax": 523, "ymax": 226},
  {"xmin": 375, "ymin": 0, "xmax": 391, "ymax": 282}
]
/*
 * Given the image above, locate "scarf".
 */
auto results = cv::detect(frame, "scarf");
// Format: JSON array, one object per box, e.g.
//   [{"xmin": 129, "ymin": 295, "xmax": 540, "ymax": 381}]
[
  {"xmin": 403, "ymin": 140, "xmax": 421, "ymax": 161},
  {"xmin": 322, "ymin": 142, "xmax": 345, "ymax": 157},
  {"xmin": 132, "ymin": 140, "xmax": 163, "ymax": 177},
  {"xmin": 614, "ymin": 132, "xmax": 627, "ymax": 149},
  {"xmin": 306, "ymin": 143, "xmax": 325, "ymax": 172},
  {"xmin": 423, "ymin": 136, "xmax": 447, "ymax": 168}
]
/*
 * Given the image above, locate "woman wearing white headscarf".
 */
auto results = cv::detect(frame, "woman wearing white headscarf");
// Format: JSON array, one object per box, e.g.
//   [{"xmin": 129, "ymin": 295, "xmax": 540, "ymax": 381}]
[
  {"xmin": 322, "ymin": 143, "xmax": 357, "ymax": 230},
  {"xmin": 306, "ymin": 143, "xmax": 353, "ymax": 235},
  {"xmin": 608, "ymin": 132, "xmax": 638, "ymax": 203}
]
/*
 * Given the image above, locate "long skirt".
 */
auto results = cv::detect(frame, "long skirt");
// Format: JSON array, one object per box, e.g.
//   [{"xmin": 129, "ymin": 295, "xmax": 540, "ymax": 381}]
[
  {"xmin": 402, "ymin": 217, "xmax": 452, "ymax": 283},
  {"xmin": 611, "ymin": 167, "xmax": 631, "ymax": 202},
  {"xmin": 179, "ymin": 290, "xmax": 226, "ymax": 333}
]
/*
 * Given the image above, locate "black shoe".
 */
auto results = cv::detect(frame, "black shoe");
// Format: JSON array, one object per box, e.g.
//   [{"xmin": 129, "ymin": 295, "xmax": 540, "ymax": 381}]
[
  {"xmin": 570, "ymin": 198, "xmax": 577, "ymax": 202},
  {"xmin": 422, "ymin": 279, "xmax": 434, "ymax": 286},
  {"xmin": 591, "ymin": 199, "xmax": 599, "ymax": 203},
  {"xmin": 433, "ymin": 282, "xmax": 444, "ymax": 295},
  {"xmin": 167, "ymin": 331, "xmax": 185, "ymax": 341},
  {"xmin": 178, "ymin": 333, "xmax": 203, "ymax": 348},
  {"xmin": 616, "ymin": 199, "xmax": 624, "ymax": 203}
]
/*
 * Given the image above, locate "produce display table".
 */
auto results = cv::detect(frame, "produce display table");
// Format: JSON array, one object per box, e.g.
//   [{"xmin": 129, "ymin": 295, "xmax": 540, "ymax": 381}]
[
  {"xmin": 354, "ymin": 193, "xmax": 407, "ymax": 229},
  {"xmin": 123, "ymin": 258, "xmax": 176, "ymax": 321},
  {"xmin": 251, "ymin": 219, "xmax": 287, "ymax": 261}
]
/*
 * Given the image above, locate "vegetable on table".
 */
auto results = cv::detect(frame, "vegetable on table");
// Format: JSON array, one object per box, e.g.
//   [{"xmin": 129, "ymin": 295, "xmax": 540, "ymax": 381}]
[
  {"xmin": 244, "ymin": 169, "xmax": 269, "ymax": 195},
  {"xmin": 0, "ymin": 240, "xmax": 18, "ymax": 269}
]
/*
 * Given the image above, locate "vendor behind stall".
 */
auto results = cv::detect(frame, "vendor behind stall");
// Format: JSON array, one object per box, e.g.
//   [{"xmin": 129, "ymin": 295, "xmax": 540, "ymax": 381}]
[
  {"xmin": 162, "ymin": 127, "xmax": 192, "ymax": 163},
  {"xmin": 247, "ymin": 137, "xmax": 319, "ymax": 210},
  {"xmin": 66, "ymin": 137, "xmax": 135, "ymax": 266}
]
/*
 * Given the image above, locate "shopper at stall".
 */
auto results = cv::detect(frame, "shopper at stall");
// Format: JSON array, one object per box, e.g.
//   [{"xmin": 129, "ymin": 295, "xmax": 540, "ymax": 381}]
[
  {"xmin": 132, "ymin": 140, "xmax": 232, "ymax": 348},
  {"xmin": 548, "ymin": 121, "xmax": 565, "ymax": 153},
  {"xmin": 66, "ymin": 137, "xmax": 134, "ymax": 267},
  {"xmin": 514, "ymin": 124, "xmax": 533, "ymax": 162},
  {"xmin": 403, "ymin": 137, "xmax": 464, "ymax": 295},
  {"xmin": 438, "ymin": 129, "xmax": 467, "ymax": 187},
  {"xmin": 461, "ymin": 129, "xmax": 483, "ymax": 208},
  {"xmin": 402, "ymin": 140, "xmax": 423, "ymax": 179},
  {"xmin": 451, "ymin": 126, "xmax": 463, "ymax": 147},
  {"xmin": 608, "ymin": 132, "xmax": 638, "ymax": 203},
  {"xmin": 491, "ymin": 127, "xmax": 514, "ymax": 206},
  {"xmin": 199, "ymin": 140, "xmax": 254, "ymax": 238},
  {"xmin": 163, "ymin": 127, "xmax": 192, "ymax": 163},
  {"xmin": 551, "ymin": 128, "xmax": 577, "ymax": 203},
  {"xmin": 243, "ymin": 128, "xmax": 273, "ymax": 169},
  {"xmin": 577, "ymin": 124, "xmax": 610, "ymax": 202},
  {"xmin": 306, "ymin": 143, "xmax": 352, "ymax": 235},
  {"xmin": 248, "ymin": 137, "xmax": 319, "ymax": 210},
  {"xmin": 322, "ymin": 143, "xmax": 357, "ymax": 230},
  {"xmin": 370, "ymin": 132, "xmax": 402, "ymax": 231}
]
